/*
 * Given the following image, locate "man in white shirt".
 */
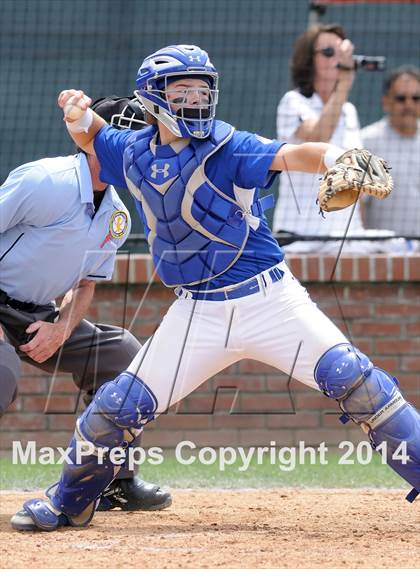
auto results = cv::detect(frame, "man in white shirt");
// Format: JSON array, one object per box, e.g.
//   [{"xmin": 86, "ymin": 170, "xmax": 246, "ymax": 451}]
[{"xmin": 361, "ymin": 65, "xmax": 420, "ymax": 240}]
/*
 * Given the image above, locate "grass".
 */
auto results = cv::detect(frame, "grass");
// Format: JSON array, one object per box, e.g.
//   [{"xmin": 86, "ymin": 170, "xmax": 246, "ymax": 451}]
[{"xmin": 0, "ymin": 451, "xmax": 407, "ymax": 491}]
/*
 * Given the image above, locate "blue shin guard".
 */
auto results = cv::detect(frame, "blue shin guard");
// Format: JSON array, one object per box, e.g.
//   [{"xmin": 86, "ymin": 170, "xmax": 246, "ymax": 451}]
[
  {"xmin": 46, "ymin": 372, "xmax": 157, "ymax": 524},
  {"xmin": 315, "ymin": 343, "xmax": 420, "ymax": 502}
]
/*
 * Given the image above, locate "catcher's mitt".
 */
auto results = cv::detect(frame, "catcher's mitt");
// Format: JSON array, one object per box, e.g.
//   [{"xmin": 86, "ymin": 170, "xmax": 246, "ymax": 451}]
[{"xmin": 318, "ymin": 148, "xmax": 393, "ymax": 213}]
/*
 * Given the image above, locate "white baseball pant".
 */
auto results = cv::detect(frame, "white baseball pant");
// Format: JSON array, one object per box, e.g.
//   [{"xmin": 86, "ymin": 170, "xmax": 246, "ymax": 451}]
[{"xmin": 127, "ymin": 261, "xmax": 347, "ymax": 413}]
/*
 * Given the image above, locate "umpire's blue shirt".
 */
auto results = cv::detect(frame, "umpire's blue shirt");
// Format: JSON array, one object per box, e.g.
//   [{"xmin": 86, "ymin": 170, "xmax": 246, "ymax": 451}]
[{"xmin": 0, "ymin": 154, "xmax": 131, "ymax": 304}]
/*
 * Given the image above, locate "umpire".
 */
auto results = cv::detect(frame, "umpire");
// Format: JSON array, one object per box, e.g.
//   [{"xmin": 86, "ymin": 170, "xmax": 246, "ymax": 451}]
[{"xmin": 0, "ymin": 97, "xmax": 171, "ymax": 512}]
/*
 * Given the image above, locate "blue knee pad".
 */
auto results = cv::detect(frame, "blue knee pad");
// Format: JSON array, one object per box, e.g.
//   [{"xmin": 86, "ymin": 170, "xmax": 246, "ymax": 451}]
[
  {"xmin": 315, "ymin": 343, "xmax": 420, "ymax": 502},
  {"xmin": 50, "ymin": 372, "xmax": 157, "ymax": 519},
  {"xmin": 93, "ymin": 370, "xmax": 158, "ymax": 429}
]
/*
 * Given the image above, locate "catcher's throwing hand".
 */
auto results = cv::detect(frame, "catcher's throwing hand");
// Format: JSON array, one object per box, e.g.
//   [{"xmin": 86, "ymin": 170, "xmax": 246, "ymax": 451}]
[
  {"xmin": 57, "ymin": 89, "xmax": 92, "ymax": 122},
  {"xmin": 318, "ymin": 148, "xmax": 393, "ymax": 212}
]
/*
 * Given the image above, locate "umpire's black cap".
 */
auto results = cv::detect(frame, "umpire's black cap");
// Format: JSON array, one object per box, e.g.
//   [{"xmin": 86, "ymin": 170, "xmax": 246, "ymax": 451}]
[{"xmin": 92, "ymin": 96, "xmax": 147, "ymax": 130}]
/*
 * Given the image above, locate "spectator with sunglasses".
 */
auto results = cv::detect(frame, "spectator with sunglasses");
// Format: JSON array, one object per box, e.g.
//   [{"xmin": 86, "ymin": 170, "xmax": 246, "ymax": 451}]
[
  {"xmin": 273, "ymin": 24, "xmax": 367, "ymax": 253},
  {"xmin": 361, "ymin": 65, "xmax": 420, "ymax": 239}
]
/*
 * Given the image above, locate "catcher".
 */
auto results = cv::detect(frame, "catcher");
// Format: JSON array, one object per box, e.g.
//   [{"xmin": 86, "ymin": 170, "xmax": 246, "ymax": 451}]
[{"xmin": 12, "ymin": 45, "xmax": 418, "ymax": 533}]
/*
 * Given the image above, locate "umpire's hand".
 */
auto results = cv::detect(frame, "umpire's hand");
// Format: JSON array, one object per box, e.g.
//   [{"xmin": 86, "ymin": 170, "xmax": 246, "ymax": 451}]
[{"xmin": 19, "ymin": 321, "xmax": 67, "ymax": 363}]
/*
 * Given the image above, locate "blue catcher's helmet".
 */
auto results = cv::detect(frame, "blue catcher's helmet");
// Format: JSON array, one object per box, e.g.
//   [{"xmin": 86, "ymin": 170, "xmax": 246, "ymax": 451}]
[{"xmin": 134, "ymin": 44, "xmax": 219, "ymax": 139}]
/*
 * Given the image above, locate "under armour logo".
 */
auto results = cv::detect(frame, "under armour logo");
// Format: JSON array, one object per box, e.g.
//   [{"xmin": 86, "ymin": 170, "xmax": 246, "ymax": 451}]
[
  {"xmin": 151, "ymin": 163, "xmax": 170, "ymax": 179},
  {"xmin": 111, "ymin": 392, "xmax": 123, "ymax": 404},
  {"xmin": 189, "ymin": 55, "xmax": 201, "ymax": 62}
]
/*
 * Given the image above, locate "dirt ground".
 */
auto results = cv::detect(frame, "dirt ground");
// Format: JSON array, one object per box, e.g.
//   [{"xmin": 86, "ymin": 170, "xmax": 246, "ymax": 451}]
[{"xmin": 1, "ymin": 489, "xmax": 418, "ymax": 569}]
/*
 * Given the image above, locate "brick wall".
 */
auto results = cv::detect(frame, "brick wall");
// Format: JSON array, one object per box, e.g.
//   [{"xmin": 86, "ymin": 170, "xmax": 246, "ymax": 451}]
[{"xmin": 2, "ymin": 254, "xmax": 419, "ymax": 451}]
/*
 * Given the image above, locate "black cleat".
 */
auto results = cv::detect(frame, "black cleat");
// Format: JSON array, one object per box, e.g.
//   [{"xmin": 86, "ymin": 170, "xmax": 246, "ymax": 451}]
[{"xmin": 97, "ymin": 477, "xmax": 172, "ymax": 512}]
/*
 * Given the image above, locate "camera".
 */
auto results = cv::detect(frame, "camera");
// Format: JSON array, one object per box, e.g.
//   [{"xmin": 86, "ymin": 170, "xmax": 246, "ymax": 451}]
[{"xmin": 353, "ymin": 55, "xmax": 386, "ymax": 71}]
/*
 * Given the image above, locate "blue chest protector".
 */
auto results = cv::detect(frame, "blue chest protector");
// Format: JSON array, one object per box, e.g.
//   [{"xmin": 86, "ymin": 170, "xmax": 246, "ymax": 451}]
[{"xmin": 123, "ymin": 121, "xmax": 269, "ymax": 287}]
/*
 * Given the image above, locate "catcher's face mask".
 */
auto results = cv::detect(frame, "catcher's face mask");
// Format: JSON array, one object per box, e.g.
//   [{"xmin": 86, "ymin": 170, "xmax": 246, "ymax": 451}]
[
  {"xmin": 165, "ymin": 76, "xmax": 217, "ymax": 135},
  {"xmin": 136, "ymin": 73, "xmax": 218, "ymax": 139}
]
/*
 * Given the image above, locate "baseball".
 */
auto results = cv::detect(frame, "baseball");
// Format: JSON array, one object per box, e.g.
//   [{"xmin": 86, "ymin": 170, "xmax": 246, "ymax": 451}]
[{"xmin": 63, "ymin": 96, "xmax": 85, "ymax": 120}]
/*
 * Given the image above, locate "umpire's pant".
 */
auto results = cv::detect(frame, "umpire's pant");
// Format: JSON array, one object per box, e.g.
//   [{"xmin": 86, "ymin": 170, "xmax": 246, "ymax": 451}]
[{"xmin": 0, "ymin": 300, "xmax": 141, "ymax": 478}]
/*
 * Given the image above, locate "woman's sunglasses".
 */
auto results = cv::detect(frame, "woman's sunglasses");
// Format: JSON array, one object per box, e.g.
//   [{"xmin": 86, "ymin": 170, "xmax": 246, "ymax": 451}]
[{"xmin": 315, "ymin": 46, "xmax": 336, "ymax": 58}]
